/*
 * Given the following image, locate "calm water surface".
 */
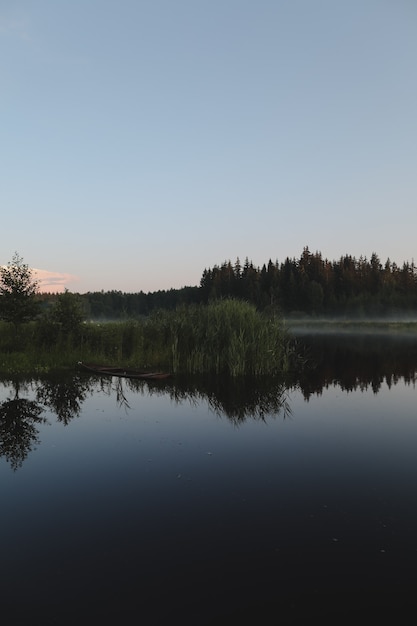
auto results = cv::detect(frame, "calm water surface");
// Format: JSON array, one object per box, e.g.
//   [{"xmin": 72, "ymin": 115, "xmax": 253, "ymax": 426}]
[{"xmin": 1, "ymin": 334, "xmax": 417, "ymax": 625}]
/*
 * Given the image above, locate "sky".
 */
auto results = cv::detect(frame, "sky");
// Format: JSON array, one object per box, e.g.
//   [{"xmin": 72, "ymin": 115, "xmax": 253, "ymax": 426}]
[{"xmin": 1, "ymin": 0, "xmax": 416, "ymax": 293}]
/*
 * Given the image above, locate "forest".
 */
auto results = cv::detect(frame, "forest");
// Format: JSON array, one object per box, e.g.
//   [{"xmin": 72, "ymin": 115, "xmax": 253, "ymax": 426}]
[{"xmin": 37, "ymin": 247, "xmax": 417, "ymax": 319}]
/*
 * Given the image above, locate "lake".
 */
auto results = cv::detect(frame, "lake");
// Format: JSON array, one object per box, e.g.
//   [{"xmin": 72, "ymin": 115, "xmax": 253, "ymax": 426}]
[{"xmin": 1, "ymin": 331, "xmax": 417, "ymax": 625}]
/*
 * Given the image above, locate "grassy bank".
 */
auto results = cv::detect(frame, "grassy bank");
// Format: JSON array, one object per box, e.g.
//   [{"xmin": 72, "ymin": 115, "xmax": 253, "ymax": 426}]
[{"xmin": 0, "ymin": 299, "xmax": 296, "ymax": 376}]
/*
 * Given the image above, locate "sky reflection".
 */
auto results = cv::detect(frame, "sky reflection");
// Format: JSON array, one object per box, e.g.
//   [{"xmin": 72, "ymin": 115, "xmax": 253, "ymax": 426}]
[{"xmin": 0, "ymin": 347, "xmax": 417, "ymax": 623}]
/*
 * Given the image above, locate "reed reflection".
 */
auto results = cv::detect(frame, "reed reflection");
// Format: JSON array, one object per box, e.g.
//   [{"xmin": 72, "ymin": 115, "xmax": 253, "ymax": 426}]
[
  {"xmin": 166, "ymin": 375, "xmax": 292, "ymax": 423},
  {"xmin": 89, "ymin": 373, "xmax": 291, "ymax": 423}
]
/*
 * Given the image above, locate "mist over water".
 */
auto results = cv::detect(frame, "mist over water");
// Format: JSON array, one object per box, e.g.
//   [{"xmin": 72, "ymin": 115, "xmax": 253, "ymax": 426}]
[{"xmin": 287, "ymin": 316, "xmax": 417, "ymax": 334}]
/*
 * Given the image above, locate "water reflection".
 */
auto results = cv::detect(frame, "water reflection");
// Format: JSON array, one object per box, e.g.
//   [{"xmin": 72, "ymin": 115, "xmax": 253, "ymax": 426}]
[
  {"xmin": 0, "ymin": 379, "xmax": 47, "ymax": 470},
  {"xmin": 2, "ymin": 338, "xmax": 417, "ymax": 624},
  {"xmin": 0, "ymin": 373, "xmax": 291, "ymax": 469},
  {"xmin": 294, "ymin": 332, "xmax": 417, "ymax": 398},
  {"xmin": 163, "ymin": 375, "xmax": 292, "ymax": 423},
  {"xmin": 0, "ymin": 373, "xmax": 92, "ymax": 470},
  {"xmin": 1, "ymin": 333, "xmax": 417, "ymax": 469},
  {"xmin": 35, "ymin": 371, "xmax": 92, "ymax": 424},
  {"xmin": 95, "ymin": 376, "xmax": 132, "ymax": 410},
  {"xmin": 80, "ymin": 373, "xmax": 291, "ymax": 422}
]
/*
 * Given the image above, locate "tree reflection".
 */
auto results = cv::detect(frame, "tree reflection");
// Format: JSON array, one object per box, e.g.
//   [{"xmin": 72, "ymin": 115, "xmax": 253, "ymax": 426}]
[
  {"xmin": 1, "ymin": 333, "xmax": 417, "ymax": 470},
  {"xmin": 0, "ymin": 379, "xmax": 47, "ymax": 471},
  {"xmin": 0, "ymin": 373, "xmax": 92, "ymax": 470},
  {"xmin": 293, "ymin": 332, "xmax": 417, "ymax": 399},
  {"xmin": 36, "ymin": 372, "xmax": 92, "ymax": 425}
]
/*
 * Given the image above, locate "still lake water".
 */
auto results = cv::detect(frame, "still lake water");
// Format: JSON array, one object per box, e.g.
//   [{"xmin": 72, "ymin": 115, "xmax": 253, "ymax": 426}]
[{"xmin": 1, "ymin": 332, "xmax": 417, "ymax": 625}]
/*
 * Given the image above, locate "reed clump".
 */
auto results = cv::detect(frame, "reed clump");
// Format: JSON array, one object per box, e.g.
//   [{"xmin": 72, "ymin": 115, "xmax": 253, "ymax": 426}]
[
  {"xmin": 154, "ymin": 299, "xmax": 294, "ymax": 376},
  {"xmin": 0, "ymin": 299, "xmax": 296, "ymax": 376}
]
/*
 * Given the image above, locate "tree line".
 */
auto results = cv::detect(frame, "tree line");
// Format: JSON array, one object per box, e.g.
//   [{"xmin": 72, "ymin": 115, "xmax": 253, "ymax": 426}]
[
  {"xmin": 75, "ymin": 247, "xmax": 417, "ymax": 318},
  {"xmin": 199, "ymin": 247, "xmax": 417, "ymax": 317},
  {"xmin": 2, "ymin": 248, "xmax": 417, "ymax": 324}
]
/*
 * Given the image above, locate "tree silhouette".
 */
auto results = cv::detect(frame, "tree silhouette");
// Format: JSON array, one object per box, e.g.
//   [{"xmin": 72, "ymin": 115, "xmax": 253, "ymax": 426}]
[{"xmin": 0, "ymin": 252, "xmax": 40, "ymax": 327}]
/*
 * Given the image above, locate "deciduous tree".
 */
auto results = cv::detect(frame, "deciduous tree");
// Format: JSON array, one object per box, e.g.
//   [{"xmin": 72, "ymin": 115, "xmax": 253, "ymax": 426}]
[
  {"xmin": 0, "ymin": 252, "xmax": 40, "ymax": 326},
  {"xmin": 49, "ymin": 289, "xmax": 85, "ymax": 333}
]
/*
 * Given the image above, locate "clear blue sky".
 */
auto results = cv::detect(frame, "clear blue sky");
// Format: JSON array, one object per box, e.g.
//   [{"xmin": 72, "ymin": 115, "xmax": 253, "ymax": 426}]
[{"xmin": 2, "ymin": 0, "xmax": 416, "ymax": 293}]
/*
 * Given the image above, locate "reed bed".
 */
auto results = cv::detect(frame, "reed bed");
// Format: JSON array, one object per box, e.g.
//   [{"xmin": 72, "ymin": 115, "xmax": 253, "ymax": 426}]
[
  {"xmin": 0, "ymin": 299, "xmax": 295, "ymax": 376},
  {"xmin": 159, "ymin": 299, "xmax": 292, "ymax": 376}
]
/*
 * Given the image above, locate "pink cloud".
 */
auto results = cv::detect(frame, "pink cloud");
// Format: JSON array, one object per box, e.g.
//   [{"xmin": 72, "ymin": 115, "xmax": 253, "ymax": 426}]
[{"xmin": 34, "ymin": 269, "xmax": 79, "ymax": 293}]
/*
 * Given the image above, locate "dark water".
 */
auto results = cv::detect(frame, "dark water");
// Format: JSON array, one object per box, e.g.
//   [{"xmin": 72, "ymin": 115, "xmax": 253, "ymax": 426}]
[{"xmin": 1, "ymin": 334, "xmax": 417, "ymax": 625}]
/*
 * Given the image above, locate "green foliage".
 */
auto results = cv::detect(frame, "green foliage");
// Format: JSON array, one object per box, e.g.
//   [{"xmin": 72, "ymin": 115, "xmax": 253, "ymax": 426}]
[
  {"xmin": 0, "ymin": 252, "xmax": 40, "ymax": 325},
  {"xmin": 0, "ymin": 300, "xmax": 297, "ymax": 377},
  {"xmin": 48, "ymin": 289, "xmax": 85, "ymax": 333}
]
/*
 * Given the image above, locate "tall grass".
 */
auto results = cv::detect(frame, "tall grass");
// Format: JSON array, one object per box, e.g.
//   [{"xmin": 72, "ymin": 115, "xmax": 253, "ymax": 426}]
[
  {"xmin": 0, "ymin": 299, "xmax": 296, "ymax": 376},
  {"xmin": 162, "ymin": 299, "xmax": 293, "ymax": 376}
]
